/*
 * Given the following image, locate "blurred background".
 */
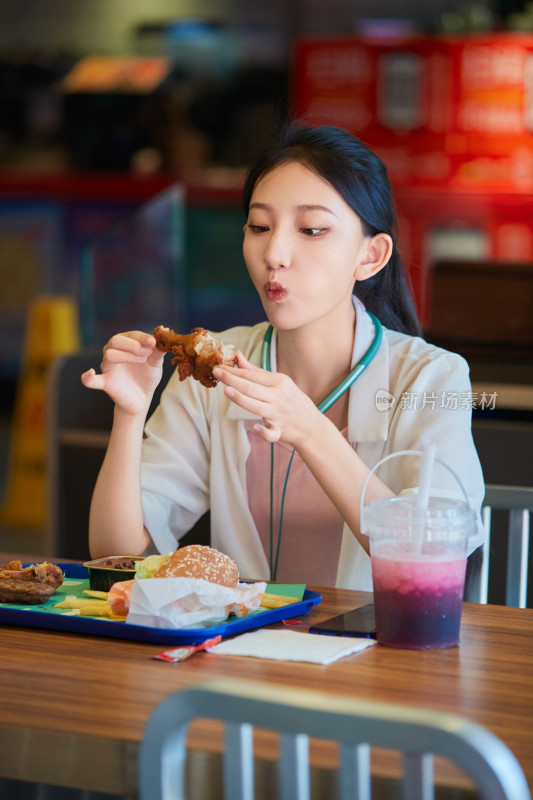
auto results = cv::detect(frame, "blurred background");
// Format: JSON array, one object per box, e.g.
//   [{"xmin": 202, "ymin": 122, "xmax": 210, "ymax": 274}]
[{"xmin": 0, "ymin": 0, "xmax": 532, "ymax": 603}]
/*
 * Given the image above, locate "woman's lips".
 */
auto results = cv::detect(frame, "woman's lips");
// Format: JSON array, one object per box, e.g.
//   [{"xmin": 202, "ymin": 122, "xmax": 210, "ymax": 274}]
[{"xmin": 264, "ymin": 281, "xmax": 287, "ymax": 301}]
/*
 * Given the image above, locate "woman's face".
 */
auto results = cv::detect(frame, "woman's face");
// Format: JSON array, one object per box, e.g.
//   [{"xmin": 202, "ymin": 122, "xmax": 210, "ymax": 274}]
[{"xmin": 243, "ymin": 160, "xmax": 369, "ymax": 333}]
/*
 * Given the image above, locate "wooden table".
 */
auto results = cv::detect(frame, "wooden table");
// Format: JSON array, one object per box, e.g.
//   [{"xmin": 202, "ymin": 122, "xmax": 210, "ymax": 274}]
[{"xmin": 1, "ymin": 553, "xmax": 532, "ymax": 797}]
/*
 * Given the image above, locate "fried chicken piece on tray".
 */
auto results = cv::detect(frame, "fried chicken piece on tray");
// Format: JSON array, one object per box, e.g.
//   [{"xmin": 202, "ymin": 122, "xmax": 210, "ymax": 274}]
[
  {"xmin": 153, "ymin": 326, "xmax": 237, "ymax": 388},
  {"xmin": 0, "ymin": 560, "xmax": 64, "ymax": 604}
]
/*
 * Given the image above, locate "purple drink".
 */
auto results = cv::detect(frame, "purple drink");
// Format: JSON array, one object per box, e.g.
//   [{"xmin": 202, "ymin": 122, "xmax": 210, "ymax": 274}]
[{"xmin": 371, "ymin": 554, "xmax": 467, "ymax": 649}]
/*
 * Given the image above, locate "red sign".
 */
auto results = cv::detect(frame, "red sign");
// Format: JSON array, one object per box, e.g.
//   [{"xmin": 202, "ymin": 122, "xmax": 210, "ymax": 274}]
[{"xmin": 292, "ymin": 34, "xmax": 533, "ymax": 192}]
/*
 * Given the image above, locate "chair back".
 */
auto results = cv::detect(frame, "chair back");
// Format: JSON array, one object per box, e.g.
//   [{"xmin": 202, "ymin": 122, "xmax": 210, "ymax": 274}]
[
  {"xmin": 46, "ymin": 347, "xmax": 175, "ymax": 558},
  {"xmin": 466, "ymin": 484, "xmax": 533, "ymax": 607},
  {"xmin": 139, "ymin": 678, "xmax": 530, "ymax": 800}
]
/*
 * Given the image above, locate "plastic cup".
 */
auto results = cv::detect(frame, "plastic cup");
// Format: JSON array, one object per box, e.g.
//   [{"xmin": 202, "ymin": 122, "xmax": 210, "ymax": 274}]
[
  {"xmin": 365, "ymin": 496, "xmax": 476, "ymax": 649},
  {"xmin": 360, "ymin": 451, "xmax": 478, "ymax": 650}
]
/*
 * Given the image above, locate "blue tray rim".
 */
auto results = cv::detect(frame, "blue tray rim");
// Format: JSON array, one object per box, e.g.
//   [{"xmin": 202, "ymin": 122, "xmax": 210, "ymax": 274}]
[{"xmin": 0, "ymin": 563, "xmax": 322, "ymax": 645}]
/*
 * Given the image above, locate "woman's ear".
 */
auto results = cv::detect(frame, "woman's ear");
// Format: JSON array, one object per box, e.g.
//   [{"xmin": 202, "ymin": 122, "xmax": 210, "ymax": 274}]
[{"xmin": 354, "ymin": 233, "xmax": 393, "ymax": 281}]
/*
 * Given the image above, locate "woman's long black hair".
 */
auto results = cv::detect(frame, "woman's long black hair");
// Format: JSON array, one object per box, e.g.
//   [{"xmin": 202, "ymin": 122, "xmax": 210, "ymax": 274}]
[{"xmin": 242, "ymin": 122, "xmax": 422, "ymax": 337}]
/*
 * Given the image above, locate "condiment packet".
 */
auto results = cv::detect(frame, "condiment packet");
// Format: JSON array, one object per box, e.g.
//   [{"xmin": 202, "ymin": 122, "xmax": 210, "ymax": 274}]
[{"xmin": 153, "ymin": 635, "xmax": 222, "ymax": 663}]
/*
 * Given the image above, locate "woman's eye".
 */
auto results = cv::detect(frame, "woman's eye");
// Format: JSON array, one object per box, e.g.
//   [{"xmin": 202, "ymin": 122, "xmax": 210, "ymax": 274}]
[
  {"xmin": 247, "ymin": 224, "xmax": 268, "ymax": 234},
  {"xmin": 301, "ymin": 227, "xmax": 325, "ymax": 236}
]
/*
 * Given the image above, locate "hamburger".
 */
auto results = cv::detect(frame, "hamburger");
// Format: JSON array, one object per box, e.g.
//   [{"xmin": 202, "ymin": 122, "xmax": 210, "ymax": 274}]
[{"xmin": 108, "ymin": 545, "xmax": 240, "ymax": 617}]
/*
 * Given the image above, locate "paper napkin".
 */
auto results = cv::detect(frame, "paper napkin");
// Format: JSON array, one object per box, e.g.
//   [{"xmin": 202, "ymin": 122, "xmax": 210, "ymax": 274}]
[{"xmin": 207, "ymin": 628, "xmax": 376, "ymax": 665}]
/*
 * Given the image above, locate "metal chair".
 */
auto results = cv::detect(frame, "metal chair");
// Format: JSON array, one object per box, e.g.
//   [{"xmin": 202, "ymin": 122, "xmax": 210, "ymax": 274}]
[
  {"xmin": 139, "ymin": 678, "xmax": 530, "ymax": 800},
  {"xmin": 466, "ymin": 485, "xmax": 533, "ymax": 608}
]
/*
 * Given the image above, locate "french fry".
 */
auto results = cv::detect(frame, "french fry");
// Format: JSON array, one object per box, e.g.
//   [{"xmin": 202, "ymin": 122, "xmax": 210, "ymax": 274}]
[
  {"xmin": 53, "ymin": 594, "xmax": 125, "ymax": 620},
  {"xmin": 260, "ymin": 593, "xmax": 300, "ymax": 609},
  {"xmin": 82, "ymin": 589, "xmax": 108, "ymax": 600},
  {"xmin": 79, "ymin": 604, "xmax": 125, "ymax": 620},
  {"xmin": 54, "ymin": 597, "xmax": 108, "ymax": 609}
]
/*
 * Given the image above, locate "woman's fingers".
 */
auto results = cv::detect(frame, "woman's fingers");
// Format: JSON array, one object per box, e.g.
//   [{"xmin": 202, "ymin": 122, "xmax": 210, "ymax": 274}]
[
  {"xmin": 126, "ymin": 330, "xmax": 156, "ymax": 347},
  {"xmin": 215, "ymin": 361, "xmax": 302, "ymax": 417},
  {"xmin": 146, "ymin": 351, "xmax": 165, "ymax": 367},
  {"xmin": 214, "ymin": 359, "xmax": 314, "ymax": 446},
  {"xmin": 81, "ymin": 330, "xmax": 164, "ymax": 400},
  {"xmin": 106, "ymin": 331, "xmax": 154, "ymax": 349},
  {"xmin": 234, "ymin": 350, "xmax": 260, "ymax": 370},
  {"xmin": 104, "ymin": 331, "xmax": 155, "ymax": 354},
  {"xmin": 103, "ymin": 349, "xmax": 152, "ymax": 365},
  {"xmin": 253, "ymin": 421, "xmax": 282, "ymax": 443},
  {"xmin": 214, "ymin": 363, "xmax": 279, "ymax": 395},
  {"xmin": 102, "ymin": 332, "xmax": 158, "ymax": 365},
  {"xmin": 81, "ymin": 368, "xmax": 107, "ymax": 391},
  {"xmin": 222, "ymin": 383, "xmax": 273, "ymax": 420}
]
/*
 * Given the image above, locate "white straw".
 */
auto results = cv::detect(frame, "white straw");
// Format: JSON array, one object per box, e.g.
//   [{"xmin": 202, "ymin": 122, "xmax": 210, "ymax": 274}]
[{"xmin": 416, "ymin": 439, "xmax": 437, "ymax": 515}]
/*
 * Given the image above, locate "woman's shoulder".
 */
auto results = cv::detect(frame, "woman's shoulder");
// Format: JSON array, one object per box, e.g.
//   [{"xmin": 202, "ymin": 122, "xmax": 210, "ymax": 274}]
[{"xmin": 383, "ymin": 326, "xmax": 470, "ymax": 376}]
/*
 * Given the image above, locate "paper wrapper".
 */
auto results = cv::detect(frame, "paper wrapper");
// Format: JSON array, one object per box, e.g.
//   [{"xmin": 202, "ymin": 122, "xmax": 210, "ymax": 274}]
[{"xmin": 126, "ymin": 578, "xmax": 267, "ymax": 629}]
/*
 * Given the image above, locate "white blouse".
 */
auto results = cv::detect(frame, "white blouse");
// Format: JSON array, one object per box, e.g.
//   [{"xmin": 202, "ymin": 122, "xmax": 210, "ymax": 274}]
[{"xmin": 140, "ymin": 298, "xmax": 485, "ymax": 590}]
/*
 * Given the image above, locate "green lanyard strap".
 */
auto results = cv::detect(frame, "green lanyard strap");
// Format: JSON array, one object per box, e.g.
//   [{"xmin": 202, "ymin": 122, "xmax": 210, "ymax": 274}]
[{"xmin": 261, "ymin": 313, "xmax": 383, "ymax": 580}]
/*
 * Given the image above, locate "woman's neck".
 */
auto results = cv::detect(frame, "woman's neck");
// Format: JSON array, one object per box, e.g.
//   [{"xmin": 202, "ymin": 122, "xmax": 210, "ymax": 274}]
[{"xmin": 276, "ymin": 302, "xmax": 357, "ymax": 407}]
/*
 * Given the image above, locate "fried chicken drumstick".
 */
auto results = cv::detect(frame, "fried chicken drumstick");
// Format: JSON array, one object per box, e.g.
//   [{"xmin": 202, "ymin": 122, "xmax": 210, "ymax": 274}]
[
  {"xmin": 0, "ymin": 560, "xmax": 64, "ymax": 604},
  {"xmin": 153, "ymin": 326, "xmax": 237, "ymax": 388}
]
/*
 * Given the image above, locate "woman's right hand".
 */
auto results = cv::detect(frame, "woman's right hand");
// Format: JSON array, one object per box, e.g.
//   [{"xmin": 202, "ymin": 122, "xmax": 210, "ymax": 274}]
[{"xmin": 81, "ymin": 331, "xmax": 165, "ymax": 416}]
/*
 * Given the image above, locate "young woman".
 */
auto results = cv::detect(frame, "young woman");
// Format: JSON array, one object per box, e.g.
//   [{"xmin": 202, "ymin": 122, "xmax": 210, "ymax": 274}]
[{"xmin": 83, "ymin": 123, "xmax": 484, "ymax": 589}]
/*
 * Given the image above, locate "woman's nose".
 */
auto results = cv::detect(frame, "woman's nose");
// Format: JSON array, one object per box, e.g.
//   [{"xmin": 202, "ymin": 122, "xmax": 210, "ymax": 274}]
[{"xmin": 264, "ymin": 228, "xmax": 291, "ymax": 271}]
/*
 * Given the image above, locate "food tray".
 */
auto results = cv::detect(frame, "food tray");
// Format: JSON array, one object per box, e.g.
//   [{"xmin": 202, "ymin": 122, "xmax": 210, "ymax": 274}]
[{"xmin": 0, "ymin": 564, "xmax": 322, "ymax": 645}]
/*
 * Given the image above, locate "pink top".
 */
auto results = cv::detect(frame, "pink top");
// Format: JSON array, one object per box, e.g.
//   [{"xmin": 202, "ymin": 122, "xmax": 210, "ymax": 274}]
[{"xmin": 246, "ymin": 429, "xmax": 349, "ymax": 585}]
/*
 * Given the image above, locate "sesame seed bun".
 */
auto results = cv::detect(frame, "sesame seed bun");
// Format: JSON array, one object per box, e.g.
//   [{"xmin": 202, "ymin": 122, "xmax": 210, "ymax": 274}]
[{"xmin": 154, "ymin": 545, "xmax": 239, "ymax": 588}]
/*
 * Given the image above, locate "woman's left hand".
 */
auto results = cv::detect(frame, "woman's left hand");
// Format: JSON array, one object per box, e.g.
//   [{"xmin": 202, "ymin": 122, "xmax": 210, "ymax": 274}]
[{"xmin": 213, "ymin": 352, "xmax": 319, "ymax": 446}]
